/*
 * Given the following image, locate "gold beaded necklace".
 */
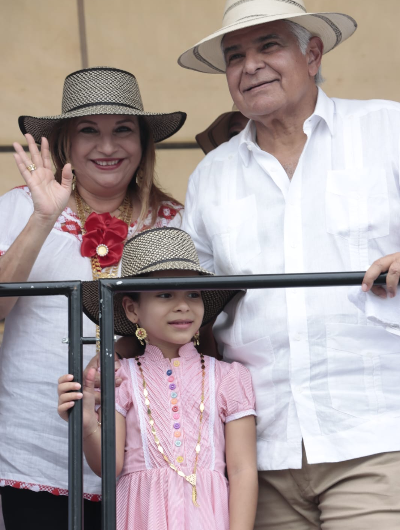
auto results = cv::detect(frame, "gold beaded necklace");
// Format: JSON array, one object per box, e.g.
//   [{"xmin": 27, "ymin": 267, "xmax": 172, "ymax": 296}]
[
  {"xmin": 75, "ymin": 188, "xmax": 133, "ymax": 350},
  {"xmin": 135, "ymin": 353, "xmax": 206, "ymax": 507}
]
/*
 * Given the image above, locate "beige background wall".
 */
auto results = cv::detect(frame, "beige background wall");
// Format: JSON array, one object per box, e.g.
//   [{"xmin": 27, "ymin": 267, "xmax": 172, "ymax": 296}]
[{"xmin": 1, "ymin": 0, "xmax": 400, "ymax": 204}]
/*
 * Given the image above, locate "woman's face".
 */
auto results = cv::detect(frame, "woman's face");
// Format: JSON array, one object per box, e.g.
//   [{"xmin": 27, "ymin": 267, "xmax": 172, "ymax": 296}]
[{"xmin": 69, "ymin": 114, "xmax": 142, "ymax": 196}]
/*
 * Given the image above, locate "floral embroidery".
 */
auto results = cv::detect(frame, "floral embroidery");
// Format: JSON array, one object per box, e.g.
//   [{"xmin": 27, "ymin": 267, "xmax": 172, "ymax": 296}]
[
  {"xmin": 9, "ymin": 188, "xmax": 183, "ymax": 245},
  {"xmin": 61, "ymin": 219, "xmax": 81, "ymax": 237},
  {"xmin": 0, "ymin": 478, "xmax": 101, "ymax": 501},
  {"xmin": 157, "ymin": 205, "xmax": 178, "ymax": 221}
]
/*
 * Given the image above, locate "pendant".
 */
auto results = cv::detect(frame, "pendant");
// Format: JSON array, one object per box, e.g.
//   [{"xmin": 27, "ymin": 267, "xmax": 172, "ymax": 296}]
[
  {"xmin": 96, "ymin": 244, "xmax": 109, "ymax": 257},
  {"xmin": 185, "ymin": 474, "xmax": 199, "ymax": 507}
]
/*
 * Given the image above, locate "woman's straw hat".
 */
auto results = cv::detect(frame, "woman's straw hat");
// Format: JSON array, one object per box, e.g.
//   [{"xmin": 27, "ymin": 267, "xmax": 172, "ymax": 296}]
[
  {"xmin": 178, "ymin": 0, "xmax": 357, "ymax": 74},
  {"xmin": 82, "ymin": 227, "xmax": 240, "ymax": 336},
  {"xmin": 19, "ymin": 67, "xmax": 186, "ymax": 143}
]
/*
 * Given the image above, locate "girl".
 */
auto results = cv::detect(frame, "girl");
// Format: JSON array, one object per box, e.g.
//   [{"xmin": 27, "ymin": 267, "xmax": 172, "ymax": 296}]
[{"xmin": 58, "ymin": 227, "xmax": 258, "ymax": 530}]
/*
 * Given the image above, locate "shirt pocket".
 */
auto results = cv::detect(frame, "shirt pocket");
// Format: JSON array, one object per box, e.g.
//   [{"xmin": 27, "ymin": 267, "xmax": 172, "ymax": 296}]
[
  {"xmin": 325, "ymin": 168, "xmax": 389, "ymax": 241},
  {"xmin": 326, "ymin": 323, "xmax": 400, "ymax": 418},
  {"xmin": 202, "ymin": 195, "xmax": 261, "ymax": 275}
]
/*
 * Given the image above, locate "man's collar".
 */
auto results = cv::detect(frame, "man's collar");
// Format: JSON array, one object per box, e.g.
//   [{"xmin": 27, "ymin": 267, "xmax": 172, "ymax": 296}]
[
  {"xmin": 238, "ymin": 87, "xmax": 335, "ymax": 167},
  {"xmin": 307, "ymin": 87, "xmax": 335, "ymax": 136},
  {"xmin": 238, "ymin": 120, "xmax": 257, "ymax": 167}
]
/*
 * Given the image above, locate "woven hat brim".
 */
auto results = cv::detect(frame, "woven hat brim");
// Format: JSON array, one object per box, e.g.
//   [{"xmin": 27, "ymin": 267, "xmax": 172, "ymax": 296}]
[
  {"xmin": 82, "ymin": 272, "xmax": 239, "ymax": 336},
  {"xmin": 196, "ymin": 111, "xmax": 236, "ymax": 154},
  {"xmin": 178, "ymin": 12, "xmax": 357, "ymax": 74},
  {"xmin": 18, "ymin": 106, "xmax": 187, "ymax": 144}
]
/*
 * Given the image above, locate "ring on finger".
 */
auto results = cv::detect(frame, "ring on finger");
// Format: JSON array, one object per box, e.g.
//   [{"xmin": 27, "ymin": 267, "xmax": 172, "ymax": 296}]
[{"xmin": 26, "ymin": 164, "xmax": 37, "ymax": 172}]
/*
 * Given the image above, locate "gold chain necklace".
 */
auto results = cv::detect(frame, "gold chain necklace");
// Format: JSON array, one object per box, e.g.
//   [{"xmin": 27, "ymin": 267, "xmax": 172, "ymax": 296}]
[
  {"xmin": 75, "ymin": 188, "xmax": 133, "ymax": 350},
  {"xmin": 135, "ymin": 353, "xmax": 205, "ymax": 507}
]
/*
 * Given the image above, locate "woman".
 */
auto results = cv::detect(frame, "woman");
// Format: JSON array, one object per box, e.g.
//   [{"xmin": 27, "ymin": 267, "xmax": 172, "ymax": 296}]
[{"xmin": 0, "ymin": 66, "xmax": 186, "ymax": 530}]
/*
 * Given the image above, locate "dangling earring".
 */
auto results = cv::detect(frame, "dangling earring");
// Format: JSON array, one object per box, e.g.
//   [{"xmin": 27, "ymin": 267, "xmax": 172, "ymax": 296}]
[
  {"xmin": 71, "ymin": 170, "xmax": 76, "ymax": 192},
  {"xmin": 193, "ymin": 331, "xmax": 200, "ymax": 347},
  {"xmin": 135, "ymin": 168, "xmax": 143, "ymax": 187},
  {"xmin": 135, "ymin": 324, "xmax": 147, "ymax": 345}
]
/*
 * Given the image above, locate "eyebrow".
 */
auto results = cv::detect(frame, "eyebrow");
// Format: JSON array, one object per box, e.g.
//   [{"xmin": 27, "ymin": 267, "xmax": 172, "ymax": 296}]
[{"xmin": 223, "ymin": 33, "xmax": 281, "ymax": 57}]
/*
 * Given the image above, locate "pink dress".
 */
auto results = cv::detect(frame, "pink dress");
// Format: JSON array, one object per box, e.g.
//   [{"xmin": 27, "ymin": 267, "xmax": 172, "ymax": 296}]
[{"xmin": 115, "ymin": 342, "xmax": 256, "ymax": 530}]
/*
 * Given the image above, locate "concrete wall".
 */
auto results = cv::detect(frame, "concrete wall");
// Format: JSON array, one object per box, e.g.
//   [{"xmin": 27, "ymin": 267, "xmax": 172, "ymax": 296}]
[{"xmin": 1, "ymin": 0, "xmax": 399, "ymax": 204}]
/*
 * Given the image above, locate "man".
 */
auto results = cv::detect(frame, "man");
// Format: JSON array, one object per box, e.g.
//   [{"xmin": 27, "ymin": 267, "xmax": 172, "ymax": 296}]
[{"xmin": 178, "ymin": 1, "xmax": 400, "ymax": 528}]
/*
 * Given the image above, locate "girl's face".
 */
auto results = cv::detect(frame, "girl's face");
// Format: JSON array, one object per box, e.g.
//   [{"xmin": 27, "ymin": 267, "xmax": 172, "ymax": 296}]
[
  {"xmin": 70, "ymin": 114, "xmax": 142, "ymax": 196},
  {"xmin": 122, "ymin": 271, "xmax": 205, "ymax": 356}
]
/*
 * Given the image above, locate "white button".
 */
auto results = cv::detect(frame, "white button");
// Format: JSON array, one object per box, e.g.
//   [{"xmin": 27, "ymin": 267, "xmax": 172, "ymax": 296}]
[
  {"xmin": 247, "ymin": 144, "xmax": 252, "ymax": 151},
  {"xmin": 293, "ymin": 335, "xmax": 301, "ymax": 341},
  {"xmin": 228, "ymin": 155, "xmax": 233, "ymax": 160},
  {"xmin": 295, "ymin": 386, "xmax": 303, "ymax": 394},
  {"xmin": 290, "ymin": 240, "xmax": 297, "ymax": 248}
]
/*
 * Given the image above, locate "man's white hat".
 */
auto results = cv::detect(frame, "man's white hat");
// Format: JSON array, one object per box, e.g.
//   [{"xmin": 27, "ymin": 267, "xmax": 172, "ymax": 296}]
[{"xmin": 178, "ymin": 0, "xmax": 357, "ymax": 74}]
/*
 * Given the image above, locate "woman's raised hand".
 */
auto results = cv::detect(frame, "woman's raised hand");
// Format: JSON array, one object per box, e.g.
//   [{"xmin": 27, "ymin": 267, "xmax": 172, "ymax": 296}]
[{"xmin": 13, "ymin": 134, "xmax": 73, "ymax": 223}]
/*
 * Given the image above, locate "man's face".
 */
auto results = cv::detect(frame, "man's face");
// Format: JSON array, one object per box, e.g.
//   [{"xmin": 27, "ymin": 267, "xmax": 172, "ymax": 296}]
[{"xmin": 223, "ymin": 21, "xmax": 320, "ymax": 121}]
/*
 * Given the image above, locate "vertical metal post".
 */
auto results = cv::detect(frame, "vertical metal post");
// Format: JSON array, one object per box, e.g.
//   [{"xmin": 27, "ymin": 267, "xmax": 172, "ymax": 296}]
[
  {"xmin": 99, "ymin": 281, "xmax": 117, "ymax": 530},
  {"xmin": 68, "ymin": 283, "xmax": 84, "ymax": 530}
]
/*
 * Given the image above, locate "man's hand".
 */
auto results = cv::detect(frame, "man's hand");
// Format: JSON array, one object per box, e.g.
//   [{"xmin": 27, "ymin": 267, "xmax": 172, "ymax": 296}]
[{"xmin": 362, "ymin": 252, "xmax": 400, "ymax": 298}]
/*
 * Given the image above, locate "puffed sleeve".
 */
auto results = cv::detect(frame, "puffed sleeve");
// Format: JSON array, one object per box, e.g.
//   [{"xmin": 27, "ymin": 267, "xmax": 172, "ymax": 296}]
[
  {"xmin": 0, "ymin": 187, "xmax": 34, "ymax": 255},
  {"xmin": 217, "ymin": 362, "xmax": 256, "ymax": 423},
  {"xmin": 115, "ymin": 360, "xmax": 133, "ymax": 417}
]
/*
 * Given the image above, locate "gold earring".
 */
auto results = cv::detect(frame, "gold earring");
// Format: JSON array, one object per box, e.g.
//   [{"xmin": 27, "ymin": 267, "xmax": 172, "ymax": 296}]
[
  {"xmin": 193, "ymin": 331, "xmax": 200, "ymax": 347},
  {"xmin": 135, "ymin": 168, "xmax": 143, "ymax": 187},
  {"xmin": 135, "ymin": 324, "xmax": 147, "ymax": 346},
  {"xmin": 71, "ymin": 170, "xmax": 76, "ymax": 192}
]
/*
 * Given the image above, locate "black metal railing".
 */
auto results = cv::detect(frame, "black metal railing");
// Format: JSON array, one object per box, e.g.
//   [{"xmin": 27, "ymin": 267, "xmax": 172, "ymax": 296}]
[
  {"xmin": 0, "ymin": 281, "xmax": 84, "ymax": 529},
  {"xmin": 0, "ymin": 271, "xmax": 388, "ymax": 530}
]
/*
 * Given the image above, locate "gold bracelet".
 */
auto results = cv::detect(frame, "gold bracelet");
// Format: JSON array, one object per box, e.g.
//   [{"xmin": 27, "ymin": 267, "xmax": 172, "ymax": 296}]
[{"xmin": 84, "ymin": 421, "xmax": 101, "ymax": 441}]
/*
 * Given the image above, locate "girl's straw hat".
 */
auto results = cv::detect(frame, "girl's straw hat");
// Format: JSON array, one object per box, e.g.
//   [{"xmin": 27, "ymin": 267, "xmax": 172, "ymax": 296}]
[
  {"xmin": 82, "ymin": 227, "xmax": 240, "ymax": 336},
  {"xmin": 19, "ymin": 67, "xmax": 186, "ymax": 143},
  {"xmin": 178, "ymin": 0, "xmax": 357, "ymax": 74}
]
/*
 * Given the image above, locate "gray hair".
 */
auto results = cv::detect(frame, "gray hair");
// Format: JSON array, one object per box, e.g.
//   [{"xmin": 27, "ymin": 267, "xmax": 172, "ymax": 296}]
[{"xmin": 285, "ymin": 20, "xmax": 324, "ymax": 85}]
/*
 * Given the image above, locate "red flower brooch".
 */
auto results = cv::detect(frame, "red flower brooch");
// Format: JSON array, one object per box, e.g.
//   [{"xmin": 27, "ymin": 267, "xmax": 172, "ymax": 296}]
[{"xmin": 80, "ymin": 212, "xmax": 128, "ymax": 267}]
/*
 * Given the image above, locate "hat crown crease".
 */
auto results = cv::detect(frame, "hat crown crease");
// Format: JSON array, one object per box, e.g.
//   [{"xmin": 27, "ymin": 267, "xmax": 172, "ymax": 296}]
[
  {"xmin": 223, "ymin": 0, "xmax": 306, "ymax": 25},
  {"xmin": 61, "ymin": 69, "xmax": 144, "ymax": 114},
  {"xmin": 120, "ymin": 229, "xmax": 202, "ymax": 278}
]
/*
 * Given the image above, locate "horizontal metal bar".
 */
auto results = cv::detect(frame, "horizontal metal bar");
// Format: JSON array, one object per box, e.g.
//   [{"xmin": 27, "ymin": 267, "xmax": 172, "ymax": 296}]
[
  {"xmin": 155, "ymin": 142, "xmax": 199, "ymax": 150},
  {"xmin": 0, "ymin": 142, "xmax": 200, "ymax": 153},
  {"xmin": 0, "ymin": 281, "xmax": 81, "ymax": 297},
  {"xmin": 100, "ymin": 271, "xmax": 388, "ymax": 292},
  {"xmin": 81, "ymin": 337, "xmax": 97, "ymax": 344}
]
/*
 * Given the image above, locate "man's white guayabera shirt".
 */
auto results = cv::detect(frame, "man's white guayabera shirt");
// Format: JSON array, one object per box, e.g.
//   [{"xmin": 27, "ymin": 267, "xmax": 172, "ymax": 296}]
[{"xmin": 182, "ymin": 88, "xmax": 400, "ymax": 470}]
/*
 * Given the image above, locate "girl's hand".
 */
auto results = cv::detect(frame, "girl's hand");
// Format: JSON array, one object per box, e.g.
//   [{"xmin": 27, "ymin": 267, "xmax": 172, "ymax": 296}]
[
  {"xmin": 57, "ymin": 374, "xmax": 83, "ymax": 422},
  {"xmin": 57, "ymin": 368, "xmax": 98, "ymax": 434},
  {"xmin": 13, "ymin": 134, "xmax": 73, "ymax": 224}
]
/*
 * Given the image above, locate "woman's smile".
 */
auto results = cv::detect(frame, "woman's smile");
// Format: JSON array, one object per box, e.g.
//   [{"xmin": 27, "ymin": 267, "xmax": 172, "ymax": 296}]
[{"xmin": 91, "ymin": 158, "xmax": 125, "ymax": 170}]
